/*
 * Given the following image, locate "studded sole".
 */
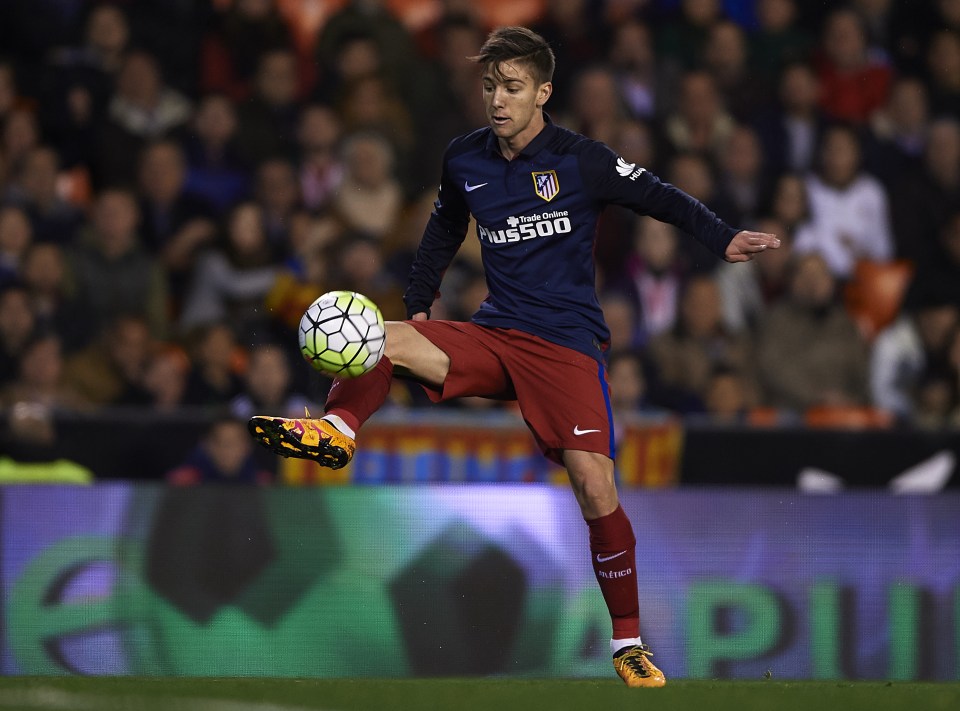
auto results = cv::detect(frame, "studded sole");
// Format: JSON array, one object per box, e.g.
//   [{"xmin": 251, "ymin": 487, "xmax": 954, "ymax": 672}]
[{"xmin": 247, "ymin": 417, "xmax": 351, "ymax": 469}]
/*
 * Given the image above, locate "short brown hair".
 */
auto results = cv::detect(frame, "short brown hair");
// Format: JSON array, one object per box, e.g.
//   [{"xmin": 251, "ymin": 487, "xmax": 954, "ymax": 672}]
[{"xmin": 471, "ymin": 26, "xmax": 555, "ymax": 85}]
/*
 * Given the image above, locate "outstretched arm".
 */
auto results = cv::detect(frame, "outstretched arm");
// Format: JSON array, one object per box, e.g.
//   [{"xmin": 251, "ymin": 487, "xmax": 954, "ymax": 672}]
[{"xmin": 580, "ymin": 141, "xmax": 780, "ymax": 261}]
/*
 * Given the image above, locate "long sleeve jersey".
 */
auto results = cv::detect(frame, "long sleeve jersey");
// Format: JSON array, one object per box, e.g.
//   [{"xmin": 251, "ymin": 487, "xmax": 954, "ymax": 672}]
[{"xmin": 403, "ymin": 117, "xmax": 738, "ymax": 362}]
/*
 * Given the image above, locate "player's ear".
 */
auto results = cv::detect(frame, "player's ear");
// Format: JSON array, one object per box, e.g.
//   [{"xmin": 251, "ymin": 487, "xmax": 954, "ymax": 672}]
[{"xmin": 536, "ymin": 82, "xmax": 552, "ymax": 107}]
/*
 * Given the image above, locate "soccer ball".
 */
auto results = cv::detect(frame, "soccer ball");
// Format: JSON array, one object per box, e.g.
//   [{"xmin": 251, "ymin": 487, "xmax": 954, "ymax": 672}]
[{"xmin": 298, "ymin": 291, "xmax": 386, "ymax": 377}]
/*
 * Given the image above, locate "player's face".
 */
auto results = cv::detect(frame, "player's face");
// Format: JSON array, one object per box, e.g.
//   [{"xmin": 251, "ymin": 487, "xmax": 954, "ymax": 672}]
[{"xmin": 482, "ymin": 61, "xmax": 551, "ymax": 154}]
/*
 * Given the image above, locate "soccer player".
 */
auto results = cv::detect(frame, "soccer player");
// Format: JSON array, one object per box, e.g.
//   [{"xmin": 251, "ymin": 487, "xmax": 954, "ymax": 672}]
[{"xmin": 250, "ymin": 27, "xmax": 779, "ymax": 687}]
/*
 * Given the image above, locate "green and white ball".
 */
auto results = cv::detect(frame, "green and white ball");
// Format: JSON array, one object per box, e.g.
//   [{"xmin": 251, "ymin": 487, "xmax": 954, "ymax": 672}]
[{"xmin": 299, "ymin": 291, "xmax": 386, "ymax": 377}]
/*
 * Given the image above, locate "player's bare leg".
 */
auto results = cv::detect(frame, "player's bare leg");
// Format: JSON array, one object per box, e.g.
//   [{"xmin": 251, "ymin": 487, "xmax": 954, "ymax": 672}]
[
  {"xmin": 249, "ymin": 322, "xmax": 450, "ymax": 467},
  {"xmin": 564, "ymin": 450, "xmax": 666, "ymax": 688}
]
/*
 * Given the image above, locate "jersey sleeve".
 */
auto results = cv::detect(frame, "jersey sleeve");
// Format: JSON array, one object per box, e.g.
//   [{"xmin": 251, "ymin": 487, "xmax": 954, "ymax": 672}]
[
  {"xmin": 579, "ymin": 141, "xmax": 738, "ymax": 259},
  {"xmin": 403, "ymin": 144, "xmax": 471, "ymax": 318}
]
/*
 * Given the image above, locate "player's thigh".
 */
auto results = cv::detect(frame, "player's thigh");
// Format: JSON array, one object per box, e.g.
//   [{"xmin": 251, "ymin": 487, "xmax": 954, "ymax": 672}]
[
  {"xmin": 384, "ymin": 321, "xmax": 451, "ymax": 388},
  {"xmin": 400, "ymin": 321, "xmax": 513, "ymax": 400},
  {"xmin": 508, "ymin": 336, "xmax": 614, "ymax": 459}
]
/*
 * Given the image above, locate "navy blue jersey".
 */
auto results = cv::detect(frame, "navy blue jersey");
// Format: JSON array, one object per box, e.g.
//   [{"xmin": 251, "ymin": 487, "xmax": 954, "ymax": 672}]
[{"xmin": 403, "ymin": 117, "xmax": 738, "ymax": 362}]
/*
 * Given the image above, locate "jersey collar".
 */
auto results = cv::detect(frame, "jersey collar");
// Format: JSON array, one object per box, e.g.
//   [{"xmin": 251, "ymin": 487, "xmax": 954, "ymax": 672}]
[{"xmin": 484, "ymin": 112, "xmax": 557, "ymax": 159}]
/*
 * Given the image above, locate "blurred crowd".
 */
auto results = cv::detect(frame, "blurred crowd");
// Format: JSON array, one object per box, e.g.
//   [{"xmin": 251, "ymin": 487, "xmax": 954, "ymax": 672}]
[{"xmin": 1, "ymin": 0, "xmax": 960, "ymax": 471}]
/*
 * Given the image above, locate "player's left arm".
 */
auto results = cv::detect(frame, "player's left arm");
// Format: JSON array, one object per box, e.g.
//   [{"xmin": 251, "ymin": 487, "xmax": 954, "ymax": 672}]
[{"xmin": 580, "ymin": 143, "xmax": 779, "ymax": 262}]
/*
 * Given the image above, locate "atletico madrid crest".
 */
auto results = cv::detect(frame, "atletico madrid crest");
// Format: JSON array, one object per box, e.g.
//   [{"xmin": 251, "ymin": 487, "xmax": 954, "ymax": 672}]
[{"xmin": 531, "ymin": 170, "xmax": 560, "ymax": 202}]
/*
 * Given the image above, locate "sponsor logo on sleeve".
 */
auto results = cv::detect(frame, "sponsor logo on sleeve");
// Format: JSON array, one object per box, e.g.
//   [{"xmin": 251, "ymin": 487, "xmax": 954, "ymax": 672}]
[{"xmin": 616, "ymin": 156, "xmax": 647, "ymax": 181}]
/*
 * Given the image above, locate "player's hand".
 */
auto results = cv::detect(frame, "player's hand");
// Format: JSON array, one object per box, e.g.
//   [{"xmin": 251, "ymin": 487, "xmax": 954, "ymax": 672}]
[
  {"xmin": 724, "ymin": 231, "xmax": 781, "ymax": 263},
  {"xmin": 411, "ymin": 312, "xmax": 428, "ymax": 321}
]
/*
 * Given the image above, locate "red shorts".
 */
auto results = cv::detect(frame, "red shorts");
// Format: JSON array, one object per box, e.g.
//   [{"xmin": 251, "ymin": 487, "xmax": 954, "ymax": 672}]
[{"xmin": 407, "ymin": 320, "xmax": 614, "ymax": 465}]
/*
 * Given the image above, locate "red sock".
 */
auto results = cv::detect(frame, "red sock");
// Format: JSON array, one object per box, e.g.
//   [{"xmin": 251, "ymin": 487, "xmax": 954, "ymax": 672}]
[
  {"xmin": 323, "ymin": 355, "xmax": 393, "ymax": 433},
  {"xmin": 586, "ymin": 504, "xmax": 640, "ymax": 641}
]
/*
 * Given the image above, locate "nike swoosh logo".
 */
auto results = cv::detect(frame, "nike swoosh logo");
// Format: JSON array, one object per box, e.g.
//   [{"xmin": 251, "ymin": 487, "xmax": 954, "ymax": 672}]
[
  {"xmin": 464, "ymin": 181, "xmax": 488, "ymax": 192},
  {"xmin": 596, "ymin": 550, "xmax": 628, "ymax": 563},
  {"xmin": 573, "ymin": 426, "xmax": 601, "ymax": 435}
]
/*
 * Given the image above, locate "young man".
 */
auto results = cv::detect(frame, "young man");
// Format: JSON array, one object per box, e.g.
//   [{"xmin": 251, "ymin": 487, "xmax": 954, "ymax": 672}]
[{"xmin": 250, "ymin": 27, "xmax": 779, "ymax": 687}]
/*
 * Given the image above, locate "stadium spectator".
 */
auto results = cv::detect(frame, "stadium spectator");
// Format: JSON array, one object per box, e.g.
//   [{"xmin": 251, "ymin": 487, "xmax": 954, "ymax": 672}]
[
  {"xmin": 167, "ymin": 416, "xmax": 274, "ymax": 486},
  {"xmin": 701, "ymin": 365, "xmax": 751, "ymax": 424},
  {"xmin": 336, "ymin": 74, "xmax": 416, "ymax": 189},
  {"xmin": 181, "ymin": 322, "xmax": 244, "ymax": 409},
  {"xmin": 715, "ymin": 124, "xmax": 766, "ymax": 225},
  {"xmin": 264, "ymin": 214, "xmax": 338, "ymax": 334},
  {"xmin": 749, "ymin": 0, "xmax": 814, "ymax": 83},
  {"xmin": 136, "ymin": 140, "xmax": 217, "ymax": 307},
  {"xmin": 0, "ymin": 283, "xmax": 35, "ymax": 387},
  {"xmin": 796, "ymin": 124, "xmax": 894, "ymax": 279},
  {"xmin": 6, "ymin": 146, "xmax": 83, "ymax": 246},
  {"xmin": 95, "ymin": 50, "xmax": 192, "ymax": 187},
  {"xmin": 1, "ymin": 332, "xmax": 87, "ymax": 411},
  {"xmin": 236, "ymin": 49, "xmax": 303, "ymax": 166},
  {"xmin": 316, "ymin": 0, "xmax": 424, "ymax": 113},
  {"xmin": 0, "ymin": 61, "xmax": 22, "ymax": 125},
  {"xmin": 181, "ymin": 93, "xmax": 252, "ymax": 215},
  {"xmin": 925, "ymin": 29, "xmax": 960, "ymax": 117},
  {"xmin": 663, "ymin": 70, "xmax": 735, "ymax": 162},
  {"xmin": 903, "ymin": 211, "xmax": 960, "ymax": 311},
  {"xmin": 814, "ymin": 7, "xmax": 892, "ymax": 124},
  {"xmin": 607, "ymin": 19, "xmax": 661, "ymax": 121},
  {"xmin": 764, "ymin": 171, "xmax": 815, "ymax": 240},
  {"xmin": 890, "ymin": 118, "xmax": 960, "ymax": 265},
  {"xmin": 715, "ymin": 216, "xmax": 795, "ymax": 334},
  {"xmin": 141, "ymin": 345, "xmax": 188, "ymax": 412},
  {"xmin": 530, "ymin": 0, "xmax": 606, "ymax": 110},
  {"xmin": 607, "ymin": 348, "xmax": 665, "ymax": 419},
  {"xmin": 2, "ymin": 107, "xmax": 42, "ymax": 178},
  {"xmin": 613, "ymin": 216, "xmax": 687, "ymax": 344},
  {"xmin": 69, "ymin": 188, "xmax": 169, "ymax": 338},
  {"xmin": 20, "ymin": 242, "xmax": 91, "ymax": 353},
  {"xmin": 42, "ymin": 2, "xmax": 131, "ymax": 168},
  {"xmin": 331, "ymin": 234, "xmax": 405, "ymax": 322},
  {"xmin": 179, "ymin": 201, "xmax": 279, "ymax": 338},
  {"xmin": 865, "ymin": 76, "xmax": 930, "ymax": 186},
  {"xmin": 910, "ymin": 362, "xmax": 960, "ymax": 430},
  {"xmin": 254, "ymin": 158, "xmax": 301, "ymax": 247},
  {"xmin": 850, "ymin": 0, "xmax": 900, "ymax": 50},
  {"xmin": 563, "ymin": 66, "xmax": 626, "ymax": 146},
  {"xmin": 657, "ymin": 0, "xmax": 724, "ymax": 72},
  {"xmin": 0, "ymin": 205, "xmax": 32, "ymax": 284},
  {"xmin": 756, "ymin": 252, "xmax": 869, "ymax": 411},
  {"xmin": 754, "ymin": 61, "xmax": 827, "ymax": 176},
  {"xmin": 646, "ymin": 274, "xmax": 755, "ymax": 413},
  {"xmin": 413, "ymin": 15, "xmax": 487, "ymax": 186},
  {"xmin": 703, "ymin": 20, "xmax": 766, "ymax": 120},
  {"xmin": 606, "ymin": 349, "xmax": 669, "ymax": 448},
  {"xmin": 313, "ymin": 28, "xmax": 386, "ymax": 108},
  {"xmin": 231, "ymin": 342, "xmax": 313, "ymax": 420},
  {"xmin": 870, "ymin": 294, "xmax": 959, "ymax": 423},
  {"xmin": 62, "ymin": 314, "xmax": 154, "ymax": 406},
  {"xmin": 599, "ymin": 291, "xmax": 643, "ymax": 353},
  {"xmin": 200, "ymin": 0, "xmax": 297, "ymax": 102},
  {"xmin": 331, "ymin": 132, "xmax": 404, "ymax": 241},
  {"xmin": 296, "ymin": 104, "xmax": 344, "ymax": 213}
]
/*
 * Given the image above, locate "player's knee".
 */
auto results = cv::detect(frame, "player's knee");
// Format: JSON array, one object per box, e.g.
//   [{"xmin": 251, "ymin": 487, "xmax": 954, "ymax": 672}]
[
  {"xmin": 384, "ymin": 321, "xmax": 450, "ymax": 386},
  {"xmin": 566, "ymin": 456, "xmax": 618, "ymax": 518}
]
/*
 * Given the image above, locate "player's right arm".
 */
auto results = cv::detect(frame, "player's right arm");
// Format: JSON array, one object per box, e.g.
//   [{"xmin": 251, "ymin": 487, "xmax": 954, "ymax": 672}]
[{"xmin": 403, "ymin": 144, "xmax": 471, "ymax": 319}]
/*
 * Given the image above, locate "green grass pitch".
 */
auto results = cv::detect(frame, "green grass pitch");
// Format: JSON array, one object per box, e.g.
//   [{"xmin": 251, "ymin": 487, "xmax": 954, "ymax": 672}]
[{"xmin": 0, "ymin": 677, "xmax": 958, "ymax": 711}]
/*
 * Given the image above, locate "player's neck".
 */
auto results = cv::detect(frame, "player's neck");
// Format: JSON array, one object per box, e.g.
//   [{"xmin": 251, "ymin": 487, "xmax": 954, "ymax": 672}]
[{"xmin": 498, "ymin": 113, "xmax": 546, "ymax": 160}]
